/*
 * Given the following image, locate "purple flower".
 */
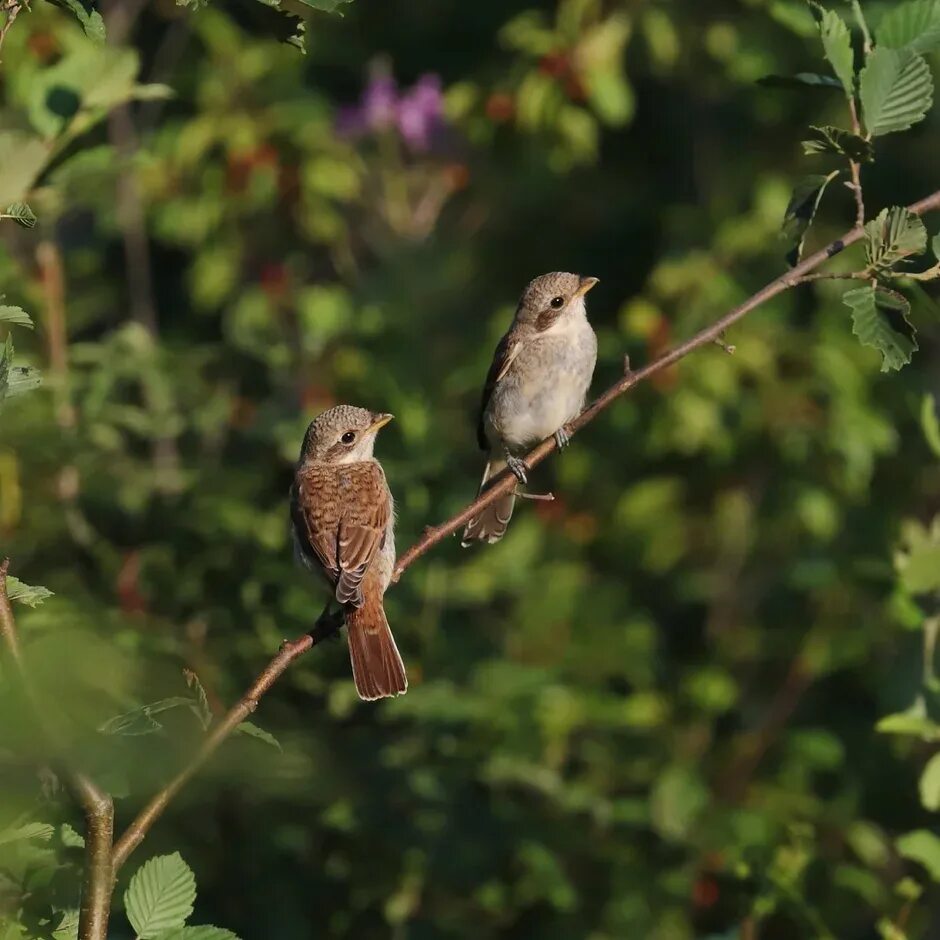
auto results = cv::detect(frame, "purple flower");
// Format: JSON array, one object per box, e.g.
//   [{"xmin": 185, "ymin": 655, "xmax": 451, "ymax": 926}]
[
  {"xmin": 397, "ymin": 74, "xmax": 444, "ymax": 153},
  {"xmin": 336, "ymin": 69, "xmax": 445, "ymax": 153}
]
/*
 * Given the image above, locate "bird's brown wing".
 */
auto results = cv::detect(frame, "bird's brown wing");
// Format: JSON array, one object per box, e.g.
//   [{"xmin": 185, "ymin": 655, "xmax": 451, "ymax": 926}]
[
  {"xmin": 293, "ymin": 462, "xmax": 390, "ymax": 607},
  {"xmin": 476, "ymin": 327, "xmax": 523, "ymax": 450}
]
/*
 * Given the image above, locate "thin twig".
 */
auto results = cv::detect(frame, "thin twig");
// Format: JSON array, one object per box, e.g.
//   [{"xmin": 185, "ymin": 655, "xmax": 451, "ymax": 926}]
[
  {"xmin": 0, "ymin": 561, "xmax": 114, "ymax": 940},
  {"xmin": 392, "ymin": 188, "xmax": 940, "ymax": 580},
  {"xmin": 93, "ymin": 187, "xmax": 940, "ymax": 883},
  {"xmin": 847, "ymin": 98, "xmax": 866, "ymax": 228},
  {"xmin": 110, "ymin": 613, "xmax": 342, "ymax": 871},
  {"xmin": 0, "ymin": 0, "xmax": 26, "ymax": 61}
]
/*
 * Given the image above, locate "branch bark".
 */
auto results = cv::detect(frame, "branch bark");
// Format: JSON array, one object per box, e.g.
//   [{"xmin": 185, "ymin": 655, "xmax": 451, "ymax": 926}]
[
  {"xmin": 0, "ymin": 561, "xmax": 114, "ymax": 940},
  {"xmin": 394, "ymin": 188, "xmax": 940, "ymax": 578},
  {"xmin": 21, "ymin": 186, "xmax": 940, "ymax": 905}
]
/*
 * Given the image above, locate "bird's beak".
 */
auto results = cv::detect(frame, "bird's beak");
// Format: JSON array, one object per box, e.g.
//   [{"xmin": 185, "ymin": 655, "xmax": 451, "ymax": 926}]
[
  {"xmin": 574, "ymin": 276, "xmax": 599, "ymax": 298},
  {"xmin": 368, "ymin": 413, "xmax": 394, "ymax": 432}
]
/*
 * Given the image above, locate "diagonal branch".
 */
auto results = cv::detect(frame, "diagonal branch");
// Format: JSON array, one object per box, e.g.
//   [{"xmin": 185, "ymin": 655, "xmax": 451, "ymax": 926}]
[
  {"xmin": 0, "ymin": 561, "xmax": 114, "ymax": 940},
  {"xmin": 394, "ymin": 188, "xmax": 940, "ymax": 578},
  {"xmin": 106, "ymin": 185, "xmax": 940, "ymax": 876}
]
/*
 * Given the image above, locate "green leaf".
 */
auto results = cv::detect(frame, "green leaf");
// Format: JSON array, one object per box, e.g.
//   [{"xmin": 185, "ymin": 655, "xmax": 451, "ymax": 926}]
[
  {"xmin": 52, "ymin": 908, "xmax": 79, "ymax": 940},
  {"xmin": 859, "ymin": 48, "xmax": 933, "ymax": 136},
  {"xmin": 0, "ymin": 823, "xmax": 55, "ymax": 846},
  {"xmin": 818, "ymin": 8, "xmax": 855, "ymax": 96},
  {"xmin": 865, "ymin": 207, "xmax": 928, "ymax": 269},
  {"xmin": 932, "ymin": 231, "xmax": 940, "ymax": 260},
  {"xmin": 60, "ymin": 823, "xmax": 85, "ymax": 848},
  {"xmin": 0, "ymin": 306, "xmax": 34, "ymax": 329},
  {"xmin": 895, "ymin": 518, "xmax": 940, "ymax": 593},
  {"xmin": 5, "ymin": 576, "xmax": 54, "ymax": 607},
  {"xmin": 922, "ymin": 394, "xmax": 940, "ymax": 458},
  {"xmin": 802, "ymin": 125, "xmax": 874, "ymax": 161},
  {"xmin": 919, "ymin": 752, "xmax": 940, "ymax": 810},
  {"xmin": 98, "ymin": 697, "xmax": 195, "ymax": 735},
  {"xmin": 3, "ymin": 203, "xmax": 37, "ymax": 228},
  {"xmin": 184, "ymin": 670, "xmax": 213, "ymax": 730},
  {"xmin": 4, "ymin": 365, "xmax": 43, "ymax": 399},
  {"xmin": 758, "ymin": 72, "xmax": 844, "ymax": 89},
  {"xmin": 896, "ymin": 830, "xmax": 940, "ymax": 881},
  {"xmin": 236, "ymin": 721, "xmax": 282, "ymax": 751},
  {"xmin": 876, "ymin": 0, "xmax": 940, "ymax": 54},
  {"xmin": 45, "ymin": 0, "xmax": 107, "ymax": 43},
  {"xmin": 782, "ymin": 172, "xmax": 838, "ymax": 266},
  {"xmin": 153, "ymin": 927, "xmax": 240, "ymax": 940},
  {"xmin": 844, "ymin": 285, "xmax": 918, "ymax": 371},
  {"xmin": 124, "ymin": 853, "xmax": 196, "ymax": 938},
  {"xmin": 0, "ymin": 132, "xmax": 49, "ymax": 207}
]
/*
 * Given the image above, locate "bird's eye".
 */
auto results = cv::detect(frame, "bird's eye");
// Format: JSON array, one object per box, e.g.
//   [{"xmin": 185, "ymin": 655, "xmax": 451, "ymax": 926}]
[
  {"xmin": 341, "ymin": 431, "xmax": 356, "ymax": 445},
  {"xmin": 550, "ymin": 296, "xmax": 564, "ymax": 309}
]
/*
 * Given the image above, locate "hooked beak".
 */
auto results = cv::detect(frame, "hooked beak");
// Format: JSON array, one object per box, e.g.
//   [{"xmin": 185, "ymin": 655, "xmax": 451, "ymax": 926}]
[
  {"xmin": 574, "ymin": 276, "xmax": 599, "ymax": 298},
  {"xmin": 367, "ymin": 412, "xmax": 394, "ymax": 433}
]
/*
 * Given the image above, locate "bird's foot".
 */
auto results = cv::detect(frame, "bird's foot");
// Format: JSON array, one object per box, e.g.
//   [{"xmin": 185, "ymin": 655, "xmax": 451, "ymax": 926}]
[
  {"xmin": 554, "ymin": 426, "xmax": 571, "ymax": 449},
  {"xmin": 505, "ymin": 453, "xmax": 529, "ymax": 485}
]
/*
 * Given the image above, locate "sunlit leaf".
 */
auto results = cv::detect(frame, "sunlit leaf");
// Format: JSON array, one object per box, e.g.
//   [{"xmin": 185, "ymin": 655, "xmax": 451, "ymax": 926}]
[
  {"xmin": 876, "ymin": 0, "xmax": 940, "ymax": 54},
  {"xmin": 155, "ymin": 927, "xmax": 240, "ymax": 940},
  {"xmin": 860, "ymin": 48, "xmax": 933, "ymax": 136},
  {"xmin": 0, "ymin": 823, "xmax": 55, "ymax": 846},
  {"xmin": 922, "ymin": 395, "xmax": 940, "ymax": 458},
  {"xmin": 801, "ymin": 125, "xmax": 873, "ymax": 161},
  {"xmin": 5, "ymin": 575, "xmax": 54, "ymax": 607},
  {"xmin": 294, "ymin": 0, "xmax": 355, "ymax": 12},
  {"xmin": 843, "ymin": 285, "xmax": 918, "ymax": 372},
  {"xmin": 0, "ymin": 306, "xmax": 33, "ymax": 329},
  {"xmin": 895, "ymin": 517, "xmax": 940, "ymax": 593},
  {"xmin": 0, "ymin": 132, "xmax": 49, "ymax": 207},
  {"xmin": 896, "ymin": 830, "xmax": 940, "ymax": 881},
  {"xmin": 3, "ymin": 203, "xmax": 37, "ymax": 228},
  {"xmin": 52, "ymin": 908, "xmax": 79, "ymax": 939},
  {"xmin": 45, "ymin": 0, "xmax": 107, "ymax": 42},
  {"xmin": 818, "ymin": 8, "xmax": 855, "ymax": 96},
  {"xmin": 124, "ymin": 852, "xmax": 196, "ymax": 938},
  {"xmin": 919, "ymin": 752, "xmax": 940, "ymax": 810},
  {"xmin": 865, "ymin": 207, "xmax": 928, "ymax": 269},
  {"xmin": 60, "ymin": 823, "xmax": 85, "ymax": 848}
]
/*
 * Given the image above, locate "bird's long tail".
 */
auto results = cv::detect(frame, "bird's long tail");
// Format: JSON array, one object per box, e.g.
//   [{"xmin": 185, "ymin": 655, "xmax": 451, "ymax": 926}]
[
  {"xmin": 460, "ymin": 458, "xmax": 516, "ymax": 546},
  {"xmin": 345, "ymin": 592, "xmax": 407, "ymax": 701}
]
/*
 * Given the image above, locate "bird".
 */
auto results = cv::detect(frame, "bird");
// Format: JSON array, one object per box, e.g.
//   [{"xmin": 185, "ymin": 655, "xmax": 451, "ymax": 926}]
[
  {"xmin": 461, "ymin": 272, "xmax": 599, "ymax": 546},
  {"xmin": 290, "ymin": 405, "xmax": 407, "ymax": 700}
]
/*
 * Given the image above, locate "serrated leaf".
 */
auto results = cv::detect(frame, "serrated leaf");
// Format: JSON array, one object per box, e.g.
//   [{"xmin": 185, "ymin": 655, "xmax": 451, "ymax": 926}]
[
  {"xmin": 876, "ymin": 0, "xmax": 940, "ymax": 54},
  {"xmin": 52, "ymin": 908, "xmax": 79, "ymax": 940},
  {"xmin": 782, "ymin": 172, "xmax": 838, "ymax": 265},
  {"xmin": 0, "ymin": 306, "xmax": 34, "ymax": 329},
  {"xmin": 0, "ymin": 822, "xmax": 55, "ymax": 846},
  {"xmin": 865, "ymin": 207, "xmax": 928, "ymax": 269},
  {"xmin": 4, "ymin": 203, "xmax": 37, "ymax": 228},
  {"xmin": 897, "ymin": 830, "xmax": 940, "ymax": 881},
  {"xmin": 919, "ymin": 752, "xmax": 940, "ymax": 810},
  {"xmin": 98, "ymin": 697, "xmax": 194, "ymax": 736},
  {"xmin": 60, "ymin": 823, "xmax": 85, "ymax": 848},
  {"xmin": 818, "ymin": 8, "xmax": 855, "ymax": 96},
  {"xmin": 5, "ymin": 575, "xmax": 54, "ymax": 607},
  {"xmin": 124, "ymin": 853, "xmax": 196, "ymax": 938},
  {"xmin": 923, "ymin": 394, "xmax": 940, "ymax": 458},
  {"xmin": 184, "ymin": 669, "xmax": 213, "ymax": 730},
  {"xmin": 843, "ymin": 285, "xmax": 918, "ymax": 371},
  {"xmin": 860, "ymin": 48, "xmax": 933, "ymax": 136},
  {"xmin": 758, "ymin": 72, "xmax": 844, "ymax": 89},
  {"xmin": 802, "ymin": 125, "xmax": 874, "ymax": 161},
  {"xmin": 45, "ymin": 0, "xmax": 107, "ymax": 43},
  {"xmin": 236, "ymin": 721, "xmax": 282, "ymax": 751},
  {"xmin": 155, "ymin": 927, "xmax": 240, "ymax": 940}
]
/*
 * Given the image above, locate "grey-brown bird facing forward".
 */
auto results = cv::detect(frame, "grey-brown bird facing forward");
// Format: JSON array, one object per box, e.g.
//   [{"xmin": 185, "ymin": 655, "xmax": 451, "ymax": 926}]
[
  {"xmin": 462, "ymin": 272, "xmax": 599, "ymax": 546},
  {"xmin": 290, "ymin": 405, "xmax": 407, "ymax": 700}
]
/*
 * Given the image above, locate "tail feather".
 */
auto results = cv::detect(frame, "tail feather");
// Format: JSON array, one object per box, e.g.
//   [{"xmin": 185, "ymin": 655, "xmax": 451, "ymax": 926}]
[
  {"xmin": 461, "ymin": 459, "xmax": 516, "ymax": 546},
  {"xmin": 346, "ymin": 595, "xmax": 407, "ymax": 701}
]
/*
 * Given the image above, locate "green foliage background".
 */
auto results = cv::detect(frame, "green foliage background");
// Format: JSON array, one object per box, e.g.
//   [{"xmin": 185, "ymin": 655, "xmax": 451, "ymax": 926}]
[{"xmin": 3, "ymin": 0, "xmax": 940, "ymax": 937}]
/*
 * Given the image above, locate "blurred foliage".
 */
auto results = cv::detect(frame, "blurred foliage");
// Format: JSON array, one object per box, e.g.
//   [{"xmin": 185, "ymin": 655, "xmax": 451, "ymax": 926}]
[{"xmin": 2, "ymin": 0, "xmax": 940, "ymax": 938}]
